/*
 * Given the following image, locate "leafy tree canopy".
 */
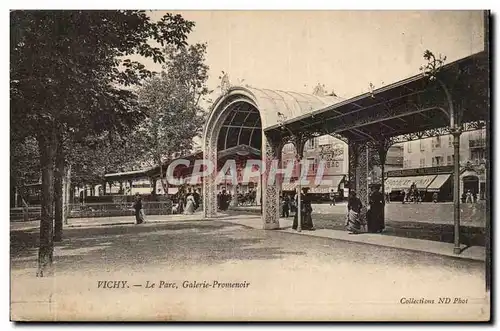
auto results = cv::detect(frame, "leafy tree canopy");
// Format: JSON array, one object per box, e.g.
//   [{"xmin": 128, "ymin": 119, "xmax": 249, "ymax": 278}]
[
  {"xmin": 10, "ymin": 10, "xmax": 195, "ymax": 141},
  {"xmin": 132, "ymin": 43, "xmax": 210, "ymax": 173}
]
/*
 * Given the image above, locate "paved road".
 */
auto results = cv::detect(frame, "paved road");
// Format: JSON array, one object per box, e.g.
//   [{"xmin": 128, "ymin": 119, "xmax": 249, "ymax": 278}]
[
  {"xmin": 235, "ymin": 202, "xmax": 486, "ymax": 226},
  {"xmin": 11, "ymin": 221, "xmax": 488, "ymax": 321},
  {"xmin": 314, "ymin": 202, "xmax": 486, "ymax": 226},
  {"xmin": 232, "ymin": 202, "xmax": 486, "ymax": 246}
]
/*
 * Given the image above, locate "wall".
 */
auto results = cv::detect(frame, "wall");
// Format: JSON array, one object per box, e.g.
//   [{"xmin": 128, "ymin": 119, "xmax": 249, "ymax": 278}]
[
  {"xmin": 281, "ymin": 135, "xmax": 349, "ymax": 181},
  {"xmin": 402, "ymin": 129, "xmax": 486, "ymax": 170}
]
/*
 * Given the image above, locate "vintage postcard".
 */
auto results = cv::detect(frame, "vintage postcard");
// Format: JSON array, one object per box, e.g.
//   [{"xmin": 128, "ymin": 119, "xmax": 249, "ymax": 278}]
[{"xmin": 10, "ymin": 9, "xmax": 491, "ymax": 321}]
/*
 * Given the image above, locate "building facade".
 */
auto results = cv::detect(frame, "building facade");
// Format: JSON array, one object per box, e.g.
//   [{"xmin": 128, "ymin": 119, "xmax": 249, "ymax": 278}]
[
  {"xmin": 396, "ymin": 128, "xmax": 487, "ymax": 200},
  {"xmin": 280, "ymin": 135, "xmax": 349, "ymax": 198},
  {"xmin": 280, "ymin": 135, "xmax": 403, "ymax": 199}
]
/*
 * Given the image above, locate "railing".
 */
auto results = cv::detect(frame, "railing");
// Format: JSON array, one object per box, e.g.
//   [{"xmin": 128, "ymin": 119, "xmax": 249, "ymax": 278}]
[
  {"xmin": 11, "ymin": 201, "xmax": 173, "ymax": 221},
  {"xmin": 69, "ymin": 202, "xmax": 173, "ymax": 218},
  {"xmin": 10, "ymin": 206, "xmax": 40, "ymax": 221}
]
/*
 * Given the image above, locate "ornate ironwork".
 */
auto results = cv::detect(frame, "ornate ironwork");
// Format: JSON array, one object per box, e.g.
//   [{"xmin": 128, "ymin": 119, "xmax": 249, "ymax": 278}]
[
  {"xmin": 262, "ymin": 134, "xmax": 282, "ymax": 229},
  {"xmin": 391, "ymin": 120, "xmax": 484, "ymax": 143}
]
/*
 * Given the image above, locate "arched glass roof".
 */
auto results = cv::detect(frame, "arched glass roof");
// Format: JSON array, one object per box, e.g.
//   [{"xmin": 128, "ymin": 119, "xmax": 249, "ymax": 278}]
[{"xmin": 213, "ymin": 86, "xmax": 342, "ymax": 151}]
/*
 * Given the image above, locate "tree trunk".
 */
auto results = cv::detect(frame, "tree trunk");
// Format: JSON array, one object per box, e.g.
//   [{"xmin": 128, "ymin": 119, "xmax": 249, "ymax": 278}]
[
  {"xmin": 63, "ymin": 164, "xmax": 71, "ymax": 225},
  {"xmin": 150, "ymin": 178, "xmax": 157, "ymax": 197},
  {"xmin": 103, "ymin": 180, "xmax": 107, "ymax": 195},
  {"xmin": 159, "ymin": 160, "xmax": 169, "ymax": 198},
  {"xmin": 54, "ymin": 132, "xmax": 64, "ymax": 242},
  {"xmin": 37, "ymin": 131, "xmax": 56, "ymax": 277}
]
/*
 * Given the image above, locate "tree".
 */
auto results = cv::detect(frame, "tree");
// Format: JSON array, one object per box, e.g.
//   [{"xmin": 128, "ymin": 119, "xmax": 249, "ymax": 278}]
[
  {"xmin": 10, "ymin": 136, "xmax": 40, "ymax": 205},
  {"xmin": 11, "ymin": 10, "xmax": 196, "ymax": 276},
  {"xmin": 132, "ymin": 43, "xmax": 210, "ymax": 195}
]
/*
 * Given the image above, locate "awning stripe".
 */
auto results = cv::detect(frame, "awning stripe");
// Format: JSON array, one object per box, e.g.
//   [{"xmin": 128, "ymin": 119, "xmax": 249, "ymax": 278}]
[
  {"xmin": 281, "ymin": 176, "xmax": 345, "ymax": 192},
  {"xmin": 384, "ymin": 175, "xmax": 437, "ymax": 191},
  {"xmin": 426, "ymin": 174, "xmax": 452, "ymax": 192}
]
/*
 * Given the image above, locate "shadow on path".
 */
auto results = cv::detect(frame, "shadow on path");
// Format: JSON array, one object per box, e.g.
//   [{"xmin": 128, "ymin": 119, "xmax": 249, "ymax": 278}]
[{"xmin": 11, "ymin": 221, "xmax": 305, "ymax": 273}]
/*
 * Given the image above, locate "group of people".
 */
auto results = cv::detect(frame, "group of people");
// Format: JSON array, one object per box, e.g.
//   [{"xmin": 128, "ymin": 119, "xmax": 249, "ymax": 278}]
[
  {"xmin": 402, "ymin": 183, "xmax": 424, "ymax": 204},
  {"xmin": 182, "ymin": 188, "xmax": 201, "ymax": 214},
  {"xmin": 171, "ymin": 187, "xmax": 201, "ymax": 215},
  {"xmin": 236, "ymin": 190, "xmax": 257, "ymax": 206},
  {"xmin": 345, "ymin": 184, "xmax": 385, "ymax": 234},
  {"xmin": 280, "ymin": 194, "xmax": 294, "ymax": 218},
  {"xmin": 281, "ymin": 185, "xmax": 387, "ymax": 234},
  {"xmin": 134, "ymin": 183, "xmax": 387, "ymax": 235},
  {"xmin": 280, "ymin": 188, "xmax": 315, "ymax": 231}
]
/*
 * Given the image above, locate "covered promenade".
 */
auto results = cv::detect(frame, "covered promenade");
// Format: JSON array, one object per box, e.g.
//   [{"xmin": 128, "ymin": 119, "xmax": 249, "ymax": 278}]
[{"xmin": 202, "ymin": 50, "xmax": 489, "ymax": 256}]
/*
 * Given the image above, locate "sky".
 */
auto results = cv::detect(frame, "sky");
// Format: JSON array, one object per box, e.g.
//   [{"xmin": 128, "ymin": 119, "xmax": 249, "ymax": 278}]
[{"xmin": 144, "ymin": 10, "xmax": 485, "ymax": 100}]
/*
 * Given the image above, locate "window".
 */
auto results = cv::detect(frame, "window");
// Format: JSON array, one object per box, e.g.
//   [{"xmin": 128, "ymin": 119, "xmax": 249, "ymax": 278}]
[
  {"xmin": 448, "ymin": 136, "xmax": 453, "ymax": 147},
  {"xmin": 470, "ymin": 150, "xmax": 485, "ymax": 164},
  {"xmin": 447, "ymin": 155, "xmax": 452, "ymax": 165},
  {"xmin": 307, "ymin": 158, "xmax": 316, "ymax": 172},
  {"xmin": 420, "ymin": 140, "xmax": 425, "ymax": 152},
  {"xmin": 283, "ymin": 143, "xmax": 295, "ymax": 153},
  {"xmin": 420, "ymin": 158, "xmax": 425, "ymax": 167},
  {"xmin": 306, "ymin": 138, "xmax": 317, "ymax": 150},
  {"xmin": 432, "ymin": 156, "xmax": 443, "ymax": 167},
  {"xmin": 407, "ymin": 142, "xmax": 412, "ymax": 153},
  {"xmin": 432, "ymin": 136, "xmax": 441, "ymax": 149}
]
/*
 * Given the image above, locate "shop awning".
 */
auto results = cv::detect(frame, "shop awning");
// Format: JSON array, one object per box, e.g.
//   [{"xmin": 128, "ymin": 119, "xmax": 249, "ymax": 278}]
[
  {"xmin": 384, "ymin": 175, "xmax": 437, "ymax": 192},
  {"xmin": 282, "ymin": 183, "xmax": 296, "ymax": 191},
  {"xmin": 426, "ymin": 174, "xmax": 452, "ymax": 192},
  {"xmin": 280, "ymin": 176, "xmax": 345, "ymax": 193}
]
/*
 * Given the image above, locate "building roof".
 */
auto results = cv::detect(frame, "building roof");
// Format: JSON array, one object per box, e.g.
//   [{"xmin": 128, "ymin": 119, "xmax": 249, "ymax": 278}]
[
  {"xmin": 208, "ymin": 86, "xmax": 343, "ymax": 151},
  {"xmin": 264, "ymin": 51, "xmax": 488, "ymax": 143}
]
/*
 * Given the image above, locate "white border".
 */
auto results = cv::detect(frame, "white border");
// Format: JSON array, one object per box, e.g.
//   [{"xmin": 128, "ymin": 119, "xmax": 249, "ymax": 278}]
[{"xmin": 2, "ymin": 2, "xmax": 498, "ymax": 330}]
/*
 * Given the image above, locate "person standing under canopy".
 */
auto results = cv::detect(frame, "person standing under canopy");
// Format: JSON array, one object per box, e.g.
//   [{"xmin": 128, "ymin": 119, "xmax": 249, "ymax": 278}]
[
  {"xmin": 367, "ymin": 184, "xmax": 385, "ymax": 233},
  {"xmin": 292, "ymin": 187, "xmax": 315, "ymax": 231},
  {"xmin": 184, "ymin": 190, "xmax": 196, "ymax": 215},
  {"xmin": 346, "ymin": 190, "xmax": 363, "ymax": 234}
]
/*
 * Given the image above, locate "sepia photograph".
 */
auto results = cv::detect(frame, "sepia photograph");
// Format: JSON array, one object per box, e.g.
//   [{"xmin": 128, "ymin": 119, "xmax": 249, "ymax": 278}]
[{"xmin": 9, "ymin": 8, "xmax": 491, "ymax": 322}]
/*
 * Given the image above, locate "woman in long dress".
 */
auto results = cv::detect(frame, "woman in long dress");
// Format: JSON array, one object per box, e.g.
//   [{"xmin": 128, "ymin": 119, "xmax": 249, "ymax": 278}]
[
  {"xmin": 133, "ymin": 193, "xmax": 146, "ymax": 225},
  {"xmin": 367, "ymin": 185, "xmax": 385, "ymax": 233},
  {"xmin": 346, "ymin": 191, "xmax": 363, "ymax": 234},
  {"xmin": 184, "ymin": 194, "xmax": 196, "ymax": 215}
]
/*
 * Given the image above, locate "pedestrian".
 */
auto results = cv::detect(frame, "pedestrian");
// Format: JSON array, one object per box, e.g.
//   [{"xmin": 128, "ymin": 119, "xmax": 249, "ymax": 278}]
[
  {"xmin": 289, "ymin": 193, "xmax": 297, "ymax": 214},
  {"xmin": 177, "ymin": 189, "xmax": 185, "ymax": 214},
  {"xmin": 292, "ymin": 187, "xmax": 315, "ymax": 231},
  {"xmin": 217, "ymin": 191, "xmax": 222, "ymax": 210},
  {"xmin": 367, "ymin": 184, "xmax": 385, "ymax": 233},
  {"xmin": 466, "ymin": 190, "xmax": 473, "ymax": 203},
  {"xmin": 329, "ymin": 189, "xmax": 336, "ymax": 206},
  {"xmin": 184, "ymin": 191, "xmax": 196, "ymax": 215},
  {"xmin": 281, "ymin": 195, "xmax": 290, "ymax": 218},
  {"xmin": 133, "ymin": 193, "xmax": 145, "ymax": 225},
  {"xmin": 432, "ymin": 192, "xmax": 438, "ymax": 203},
  {"xmin": 220, "ymin": 189, "xmax": 230, "ymax": 211},
  {"xmin": 193, "ymin": 188, "xmax": 200, "ymax": 210},
  {"xmin": 346, "ymin": 190, "xmax": 363, "ymax": 234}
]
